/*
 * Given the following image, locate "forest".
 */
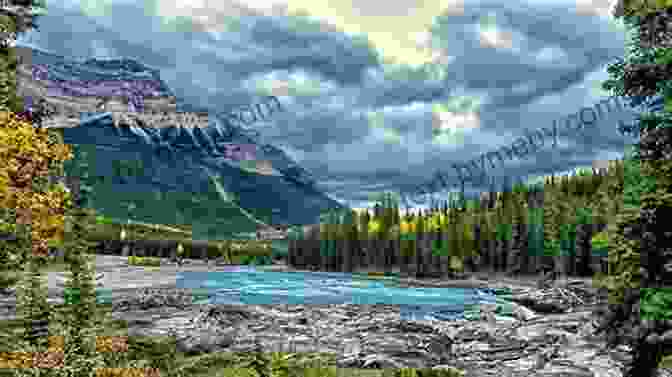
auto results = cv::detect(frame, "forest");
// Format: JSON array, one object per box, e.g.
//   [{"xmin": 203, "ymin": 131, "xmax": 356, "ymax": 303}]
[
  {"xmin": 0, "ymin": 0, "xmax": 671, "ymax": 376},
  {"xmin": 289, "ymin": 161, "xmax": 623, "ymax": 281}
]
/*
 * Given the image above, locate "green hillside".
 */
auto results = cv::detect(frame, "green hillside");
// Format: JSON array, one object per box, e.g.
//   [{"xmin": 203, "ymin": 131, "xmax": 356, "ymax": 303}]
[{"xmin": 82, "ymin": 167, "xmax": 270, "ymax": 241}]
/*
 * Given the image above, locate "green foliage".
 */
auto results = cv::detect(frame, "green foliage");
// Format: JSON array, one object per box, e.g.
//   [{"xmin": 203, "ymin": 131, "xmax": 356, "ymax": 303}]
[
  {"xmin": 654, "ymin": 47, "xmax": 672, "ymax": 66},
  {"xmin": 640, "ymin": 288, "xmax": 672, "ymax": 321},
  {"xmin": 543, "ymin": 238, "xmax": 561, "ymax": 257},
  {"xmin": 622, "ymin": 149, "xmax": 657, "ymax": 209},
  {"xmin": 591, "ymin": 231, "xmax": 610, "ymax": 251},
  {"xmin": 127, "ymin": 255, "xmax": 161, "ymax": 266},
  {"xmin": 0, "ymin": 44, "xmax": 24, "ymax": 114},
  {"xmin": 95, "ymin": 215, "xmax": 115, "ymax": 225},
  {"xmin": 574, "ymin": 206, "xmax": 593, "ymax": 225},
  {"xmin": 595, "ymin": 207, "xmax": 643, "ymax": 304},
  {"xmin": 0, "ymin": 271, "xmax": 19, "ymax": 291},
  {"xmin": 619, "ymin": 0, "xmax": 672, "ymax": 19},
  {"xmin": 559, "ymin": 222, "xmax": 576, "ymax": 257},
  {"xmin": 14, "ymin": 256, "xmax": 51, "ymax": 349},
  {"xmin": 495, "ymin": 223, "xmax": 512, "ymax": 241}
]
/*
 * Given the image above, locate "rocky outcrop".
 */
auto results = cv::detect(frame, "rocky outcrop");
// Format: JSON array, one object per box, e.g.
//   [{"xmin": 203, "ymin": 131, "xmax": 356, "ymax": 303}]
[
  {"xmin": 96, "ymin": 283, "xmax": 631, "ymax": 377},
  {"xmin": 3, "ymin": 270, "xmax": 669, "ymax": 377},
  {"xmin": 85, "ymin": 279, "xmax": 669, "ymax": 377},
  {"xmin": 14, "ymin": 46, "xmax": 347, "ymax": 231}
]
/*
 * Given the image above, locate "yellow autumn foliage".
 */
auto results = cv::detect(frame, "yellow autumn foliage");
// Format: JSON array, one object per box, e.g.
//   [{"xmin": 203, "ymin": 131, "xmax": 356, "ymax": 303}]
[
  {"xmin": 0, "ymin": 111, "xmax": 73, "ymax": 257},
  {"xmin": 368, "ymin": 219, "xmax": 382, "ymax": 233},
  {"xmin": 399, "ymin": 221, "xmax": 413, "ymax": 234}
]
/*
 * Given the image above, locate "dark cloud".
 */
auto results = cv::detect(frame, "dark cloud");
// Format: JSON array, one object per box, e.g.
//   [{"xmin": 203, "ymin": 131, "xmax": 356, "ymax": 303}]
[{"xmin": 20, "ymin": 0, "xmax": 641, "ymax": 210}]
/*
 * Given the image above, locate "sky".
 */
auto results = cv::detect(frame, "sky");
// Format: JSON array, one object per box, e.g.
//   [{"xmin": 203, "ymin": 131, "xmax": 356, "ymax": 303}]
[{"xmin": 16, "ymin": 0, "xmax": 646, "ymax": 213}]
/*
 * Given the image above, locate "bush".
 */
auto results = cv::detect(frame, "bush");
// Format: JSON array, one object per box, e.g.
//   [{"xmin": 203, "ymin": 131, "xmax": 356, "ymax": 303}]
[
  {"xmin": 127, "ymin": 256, "xmax": 161, "ymax": 267},
  {"xmin": 590, "ymin": 231, "xmax": 610, "ymax": 256},
  {"xmin": 0, "ymin": 271, "xmax": 19, "ymax": 290}
]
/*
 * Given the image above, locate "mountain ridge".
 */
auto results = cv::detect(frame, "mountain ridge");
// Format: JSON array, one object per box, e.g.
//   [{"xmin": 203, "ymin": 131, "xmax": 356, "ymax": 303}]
[{"xmin": 15, "ymin": 45, "xmax": 347, "ymax": 237}]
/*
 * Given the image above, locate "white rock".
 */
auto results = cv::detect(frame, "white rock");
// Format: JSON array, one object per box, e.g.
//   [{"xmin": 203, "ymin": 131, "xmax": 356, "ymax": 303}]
[{"xmin": 509, "ymin": 301, "xmax": 539, "ymax": 321}]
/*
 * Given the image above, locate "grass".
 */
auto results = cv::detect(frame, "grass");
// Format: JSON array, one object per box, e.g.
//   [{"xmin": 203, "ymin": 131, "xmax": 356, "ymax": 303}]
[
  {"xmin": 0, "ymin": 259, "xmax": 70, "ymax": 290},
  {"xmin": 662, "ymin": 354, "xmax": 672, "ymax": 369},
  {"xmin": 126, "ymin": 256, "xmax": 161, "ymax": 267}
]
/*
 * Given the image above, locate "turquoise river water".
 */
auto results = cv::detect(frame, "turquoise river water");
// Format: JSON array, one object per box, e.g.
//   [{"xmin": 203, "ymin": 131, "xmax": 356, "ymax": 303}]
[{"xmin": 175, "ymin": 267, "xmax": 504, "ymax": 321}]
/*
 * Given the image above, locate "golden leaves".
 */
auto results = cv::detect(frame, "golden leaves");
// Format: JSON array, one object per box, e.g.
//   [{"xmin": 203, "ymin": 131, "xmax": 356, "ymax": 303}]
[
  {"xmin": 0, "ymin": 111, "xmax": 73, "ymax": 256},
  {"xmin": 0, "ymin": 352, "xmax": 34, "ymax": 369},
  {"xmin": 48, "ymin": 336, "xmax": 65, "ymax": 351},
  {"xmin": 96, "ymin": 336, "xmax": 129, "ymax": 354},
  {"xmin": 32, "ymin": 350, "xmax": 65, "ymax": 368}
]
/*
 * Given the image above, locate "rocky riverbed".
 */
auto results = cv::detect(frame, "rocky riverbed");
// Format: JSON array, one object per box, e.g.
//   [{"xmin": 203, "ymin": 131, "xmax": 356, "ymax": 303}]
[{"xmin": 1, "ymin": 255, "xmax": 670, "ymax": 377}]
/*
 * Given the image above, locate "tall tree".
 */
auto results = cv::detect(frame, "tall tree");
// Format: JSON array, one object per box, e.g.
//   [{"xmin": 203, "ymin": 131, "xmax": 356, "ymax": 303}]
[
  {"xmin": 593, "ymin": 3, "xmax": 672, "ymax": 377},
  {"xmin": 0, "ymin": 0, "xmax": 46, "ymax": 114},
  {"xmin": 0, "ymin": 112, "xmax": 72, "ymax": 355}
]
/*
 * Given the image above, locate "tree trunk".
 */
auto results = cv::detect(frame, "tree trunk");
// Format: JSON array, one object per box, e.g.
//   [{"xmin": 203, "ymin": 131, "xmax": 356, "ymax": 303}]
[
  {"xmin": 121, "ymin": 242, "xmax": 130, "ymax": 257},
  {"xmin": 401, "ymin": 237, "xmax": 416, "ymax": 278},
  {"xmin": 414, "ymin": 232, "xmax": 424, "ymax": 278},
  {"xmin": 495, "ymin": 234, "xmax": 504, "ymax": 273},
  {"xmin": 438, "ymin": 230, "xmax": 448, "ymax": 277},
  {"xmin": 288, "ymin": 238, "xmax": 296, "ymax": 267},
  {"xmin": 392, "ymin": 238, "xmax": 400, "ymax": 273},
  {"xmin": 508, "ymin": 221, "xmax": 523, "ymax": 276},
  {"xmin": 424, "ymin": 232, "xmax": 434, "ymax": 278},
  {"xmin": 518, "ymin": 222, "xmax": 531, "ymax": 275},
  {"xmin": 504, "ymin": 230, "xmax": 514, "ymax": 274},
  {"xmin": 342, "ymin": 237, "xmax": 352, "ymax": 273},
  {"xmin": 376, "ymin": 239, "xmax": 386, "ymax": 272}
]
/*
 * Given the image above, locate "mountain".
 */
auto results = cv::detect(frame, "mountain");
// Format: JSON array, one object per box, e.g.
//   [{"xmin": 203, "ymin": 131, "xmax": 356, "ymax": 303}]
[{"xmin": 15, "ymin": 45, "xmax": 348, "ymax": 239}]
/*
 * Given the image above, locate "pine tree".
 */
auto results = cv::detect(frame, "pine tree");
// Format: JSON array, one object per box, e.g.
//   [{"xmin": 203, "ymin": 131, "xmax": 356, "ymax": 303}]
[
  {"xmin": 58, "ymin": 208, "xmax": 102, "ymax": 349},
  {"xmin": 15, "ymin": 249, "xmax": 51, "ymax": 349},
  {"xmin": 592, "ymin": 3, "xmax": 672, "ymax": 377},
  {"xmin": 0, "ymin": 113, "xmax": 72, "ymax": 357},
  {"xmin": 0, "ymin": 0, "xmax": 46, "ymax": 114}
]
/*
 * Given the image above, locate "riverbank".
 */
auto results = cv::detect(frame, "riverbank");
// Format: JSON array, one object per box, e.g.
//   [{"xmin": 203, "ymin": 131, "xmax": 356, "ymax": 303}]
[
  {"xmin": 2, "ymin": 254, "xmax": 663, "ymax": 377},
  {"xmin": 2, "ymin": 255, "xmax": 598, "ymax": 314}
]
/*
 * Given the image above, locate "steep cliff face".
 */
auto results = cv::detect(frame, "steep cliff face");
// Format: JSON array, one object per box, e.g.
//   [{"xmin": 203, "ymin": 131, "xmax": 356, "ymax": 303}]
[{"xmin": 15, "ymin": 46, "xmax": 346, "ymax": 238}]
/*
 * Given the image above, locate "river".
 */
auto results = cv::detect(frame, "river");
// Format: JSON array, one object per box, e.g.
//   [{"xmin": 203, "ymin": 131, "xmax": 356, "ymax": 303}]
[{"xmin": 176, "ymin": 267, "xmax": 500, "ymax": 321}]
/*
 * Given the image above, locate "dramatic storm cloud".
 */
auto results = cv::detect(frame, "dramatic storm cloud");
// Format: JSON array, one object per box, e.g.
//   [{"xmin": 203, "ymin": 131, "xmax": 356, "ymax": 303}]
[{"xmin": 19, "ymin": 0, "xmax": 642, "ymax": 211}]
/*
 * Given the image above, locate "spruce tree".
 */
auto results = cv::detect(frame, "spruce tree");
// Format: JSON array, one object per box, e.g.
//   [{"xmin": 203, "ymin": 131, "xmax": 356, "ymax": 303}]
[
  {"xmin": 0, "ymin": 0, "xmax": 46, "ymax": 114},
  {"xmin": 593, "ymin": 2, "xmax": 672, "ymax": 376}
]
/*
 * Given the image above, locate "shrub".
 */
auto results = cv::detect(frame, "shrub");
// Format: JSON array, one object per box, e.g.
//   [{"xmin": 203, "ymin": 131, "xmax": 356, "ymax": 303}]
[
  {"xmin": 0, "ymin": 270, "xmax": 19, "ymax": 290},
  {"xmin": 127, "ymin": 256, "xmax": 161, "ymax": 266},
  {"xmin": 590, "ymin": 231, "xmax": 609, "ymax": 255}
]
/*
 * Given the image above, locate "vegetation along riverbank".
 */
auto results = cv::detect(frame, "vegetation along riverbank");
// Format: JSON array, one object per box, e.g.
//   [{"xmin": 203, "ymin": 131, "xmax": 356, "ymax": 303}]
[{"xmin": 1, "ymin": 0, "xmax": 672, "ymax": 376}]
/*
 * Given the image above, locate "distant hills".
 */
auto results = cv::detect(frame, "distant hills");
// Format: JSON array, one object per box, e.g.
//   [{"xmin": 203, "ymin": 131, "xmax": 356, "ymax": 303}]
[{"xmin": 15, "ymin": 45, "xmax": 348, "ymax": 240}]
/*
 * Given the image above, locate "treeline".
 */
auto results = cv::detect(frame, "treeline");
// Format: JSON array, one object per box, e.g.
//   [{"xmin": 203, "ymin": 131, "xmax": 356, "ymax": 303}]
[{"xmin": 288, "ymin": 161, "xmax": 627, "ymax": 279}]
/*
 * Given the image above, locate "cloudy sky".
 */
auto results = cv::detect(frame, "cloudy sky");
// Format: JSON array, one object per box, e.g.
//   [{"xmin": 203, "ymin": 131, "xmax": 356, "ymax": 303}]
[{"xmin": 17, "ymin": 0, "xmax": 645, "ymax": 212}]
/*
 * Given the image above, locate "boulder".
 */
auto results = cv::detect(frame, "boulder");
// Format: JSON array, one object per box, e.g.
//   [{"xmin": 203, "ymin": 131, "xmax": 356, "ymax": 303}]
[
  {"xmin": 174, "ymin": 326, "xmax": 237, "ymax": 355},
  {"xmin": 1, "ymin": 274, "xmax": 648, "ymax": 377},
  {"xmin": 507, "ymin": 285, "xmax": 588, "ymax": 314},
  {"xmin": 110, "ymin": 287, "xmax": 197, "ymax": 311}
]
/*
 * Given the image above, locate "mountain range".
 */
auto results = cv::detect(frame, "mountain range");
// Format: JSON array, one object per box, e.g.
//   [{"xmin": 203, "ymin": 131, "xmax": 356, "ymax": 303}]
[{"xmin": 14, "ymin": 45, "xmax": 347, "ymax": 239}]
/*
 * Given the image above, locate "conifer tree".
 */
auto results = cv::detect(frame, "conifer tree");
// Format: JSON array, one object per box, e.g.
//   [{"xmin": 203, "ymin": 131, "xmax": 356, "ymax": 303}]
[
  {"xmin": 0, "ymin": 0, "xmax": 46, "ymax": 114},
  {"xmin": 592, "ymin": 2, "xmax": 672, "ymax": 376},
  {"xmin": 0, "ymin": 112, "xmax": 72, "ymax": 354}
]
